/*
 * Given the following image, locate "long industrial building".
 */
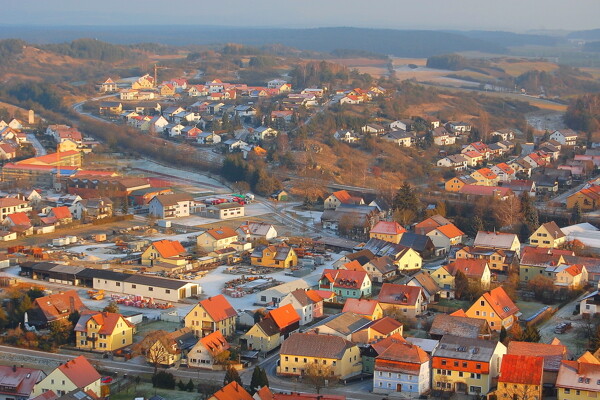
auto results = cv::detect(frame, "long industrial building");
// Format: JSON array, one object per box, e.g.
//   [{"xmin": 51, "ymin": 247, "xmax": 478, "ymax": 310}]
[{"xmin": 20, "ymin": 262, "xmax": 200, "ymax": 302}]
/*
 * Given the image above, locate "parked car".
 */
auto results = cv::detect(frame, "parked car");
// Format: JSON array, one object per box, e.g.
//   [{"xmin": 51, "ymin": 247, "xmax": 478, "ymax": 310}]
[{"xmin": 554, "ymin": 322, "xmax": 572, "ymax": 334}]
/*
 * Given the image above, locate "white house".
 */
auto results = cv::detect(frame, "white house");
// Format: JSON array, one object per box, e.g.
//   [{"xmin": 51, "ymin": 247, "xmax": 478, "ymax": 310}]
[
  {"xmin": 148, "ymin": 193, "xmax": 195, "ymax": 219},
  {"xmin": 550, "ymin": 129, "xmax": 578, "ymax": 146},
  {"xmin": 383, "ymin": 131, "xmax": 412, "ymax": 147},
  {"xmin": 334, "ymin": 130, "xmax": 361, "ymax": 143},
  {"xmin": 426, "ymin": 224, "xmax": 465, "ymax": 255},
  {"xmin": 236, "ymin": 221, "xmax": 278, "ymax": 241},
  {"xmin": 279, "ymin": 289, "xmax": 319, "ymax": 325},
  {"xmin": 373, "ymin": 341, "xmax": 430, "ymax": 396}
]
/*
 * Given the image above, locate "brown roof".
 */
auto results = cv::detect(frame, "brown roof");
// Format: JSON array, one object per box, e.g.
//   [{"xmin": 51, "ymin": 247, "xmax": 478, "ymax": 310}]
[
  {"xmin": 429, "ymin": 314, "xmax": 489, "ymax": 339},
  {"xmin": 34, "ymin": 290, "xmax": 86, "ymax": 323},
  {"xmin": 280, "ymin": 333, "xmax": 356, "ymax": 359},
  {"xmin": 377, "ymin": 341, "xmax": 429, "ymax": 367},
  {"xmin": 153, "ymin": 193, "xmax": 193, "ymax": 206},
  {"xmin": 540, "ymin": 221, "xmax": 566, "ymax": 240}
]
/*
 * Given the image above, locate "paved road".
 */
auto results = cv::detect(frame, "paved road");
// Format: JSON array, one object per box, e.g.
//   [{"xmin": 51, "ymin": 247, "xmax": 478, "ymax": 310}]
[
  {"xmin": 0, "ymin": 345, "xmax": 382, "ymax": 399},
  {"xmin": 26, "ymin": 133, "xmax": 47, "ymax": 156}
]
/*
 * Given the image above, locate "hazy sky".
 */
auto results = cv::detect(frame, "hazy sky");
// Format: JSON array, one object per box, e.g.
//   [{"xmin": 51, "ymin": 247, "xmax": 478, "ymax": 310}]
[{"xmin": 3, "ymin": 0, "xmax": 600, "ymax": 32}]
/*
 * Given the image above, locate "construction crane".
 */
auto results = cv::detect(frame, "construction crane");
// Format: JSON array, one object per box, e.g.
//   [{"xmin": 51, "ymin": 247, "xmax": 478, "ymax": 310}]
[{"xmin": 153, "ymin": 64, "xmax": 168, "ymax": 88}]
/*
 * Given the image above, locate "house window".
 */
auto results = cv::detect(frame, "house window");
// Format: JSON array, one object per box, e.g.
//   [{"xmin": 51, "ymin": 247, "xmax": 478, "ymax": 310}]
[
  {"xmin": 116, "ymin": 282, "xmax": 120, "ymax": 286},
  {"xmin": 132, "ymin": 284, "xmax": 136, "ymax": 289}
]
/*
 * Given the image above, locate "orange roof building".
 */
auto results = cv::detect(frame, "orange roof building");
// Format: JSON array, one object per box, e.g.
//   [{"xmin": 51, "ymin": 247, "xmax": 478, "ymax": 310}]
[
  {"xmin": 497, "ymin": 354, "xmax": 544, "ymax": 399},
  {"xmin": 465, "ymin": 287, "xmax": 520, "ymax": 331},
  {"xmin": 29, "ymin": 290, "xmax": 87, "ymax": 327},
  {"xmin": 74, "ymin": 311, "xmax": 134, "ymax": 352},
  {"xmin": 342, "ymin": 298, "xmax": 384, "ymax": 320},
  {"xmin": 31, "ymin": 356, "xmax": 101, "ymax": 398},
  {"xmin": 208, "ymin": 382, "xmax": 253, "ymax": 400},
  {"xmin": 369, "ymin": 221, "xmax": 407, "ymax": 243},
  {"xmin": 265, "ymin": 304, "xmax": 301, "ymax": 332},
  {"xmin": 141, "ymin": 239, "xmax": 187, "ymax": 266},
  {"xmin": 185, "ymin": 294, "xmax": 238, "ymax": 337}
]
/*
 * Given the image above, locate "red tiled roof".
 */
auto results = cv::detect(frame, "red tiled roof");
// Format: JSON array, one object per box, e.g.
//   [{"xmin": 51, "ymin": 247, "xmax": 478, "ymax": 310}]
[
  {"xmin": 377, "ymin": 284, "xmax": 422, "ymax": 307},
  {"xmin": 564, "ymin": 264, "xmax": 585, "ymax": 277},
  {"xmin": 210, "ymin": 382, "xmax": 253, "ymax": 400},
  {"xmin": 6, "ymin": 212, "xmax": 31, "ymax": 226},
  {"xmin": 0, "ymin": 197, "xmax": 27, "ymax": 208},
  {"xmin": 370, "ymin": 221, "xmax": 406, "ymax": 235},
  {"xmin": 371, "ymin": 333, "xmax": 408, "ymax": 355},
  {"xmin": 57, "ymin": 356, "xmax": 101, "ymax": 389},
  {"xmin": 332, "ymin": 190, "xmax": 353, "ymax": 203},
  {"xmin": 50, "ymin": 206, "xmax": 72, "ymax": 220},
  {"xmin": 150, "ymin": 239, "xmax": 186, "ymax": 258},
  {"xmin": 368, "ymin": 316, "xmax": 403, "ymax": 335},
  {"xmin": 495, "ymin": 163, "xmax": 515, "ymax": 174},
  {"xmin": 499, "ymin": 354, "xmax": 544, "ymax": 385},
  {"xmin": 198, "ymin": 295, "xmax": 237, "ymax": 322},
  {"xmin": 445, "ymin": 259, "xmax": 488, "ymax": 279},
  {"xmin": 75, "ymin": 311, "xmax": 133, "ymax": 335},
  {"xmin": 266, "ymin": 304, "xmax": 300, "ymax": 330},
  {"xmin": 342, "ymin": 298, "xmax": 380, "ymax": 316},
  {"xmin": 34, "ymin": 290, "xmax": 86, "ymax": 322},
  {"xmin": 322, "ymin": 269, "xmax": 369, "ymax": 289}
]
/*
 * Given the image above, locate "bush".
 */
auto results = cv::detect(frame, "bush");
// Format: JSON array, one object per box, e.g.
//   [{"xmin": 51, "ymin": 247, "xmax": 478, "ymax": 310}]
[{"xmin": 152, "ymin": 371, "xmax": 176, "ymax": 389}]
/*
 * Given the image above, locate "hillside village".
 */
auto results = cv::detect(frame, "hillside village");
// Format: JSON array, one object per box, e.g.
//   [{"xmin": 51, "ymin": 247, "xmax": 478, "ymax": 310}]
[{"xmin": 0, "ymin": 29, "xmax": 600, "ymax": 400}]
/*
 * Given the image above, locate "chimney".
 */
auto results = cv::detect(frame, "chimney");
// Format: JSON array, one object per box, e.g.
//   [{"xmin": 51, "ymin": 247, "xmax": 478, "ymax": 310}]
[{"xmin": 12, "ymin": 365, "xmax": 16, "ymax": 372}]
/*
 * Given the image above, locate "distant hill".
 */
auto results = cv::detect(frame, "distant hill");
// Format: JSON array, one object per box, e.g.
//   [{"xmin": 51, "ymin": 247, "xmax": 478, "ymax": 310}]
[
  {"xmin": 0, "ymin": 26, "xmax": 508, "ymax": 58},
  {"xmin": 458, "ymin": 30, "xmax": 560, "ymax": 47},
  {"xmin": 567, "ymin": 29, "xmax": 600, "ymax": 40}
]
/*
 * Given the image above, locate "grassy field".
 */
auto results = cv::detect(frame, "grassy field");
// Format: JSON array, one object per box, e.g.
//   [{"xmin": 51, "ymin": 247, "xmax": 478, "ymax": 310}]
[
  {"xmin": 110, "ymin": 382, "xmax": 201, "ymax": 400},
  {"xmin": 134, "ymin": 320, "xmax": 182, "ymax": 340},
  {"xmin": 515, "ymin": 300, "xmax": 549, "ymax": 319},
  {"xmin": 435, "ymin": 298, "xmax": 471, "ymax": 311}
]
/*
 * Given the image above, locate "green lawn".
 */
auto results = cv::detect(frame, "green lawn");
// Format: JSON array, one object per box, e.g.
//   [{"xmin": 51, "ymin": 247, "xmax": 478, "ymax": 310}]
[
  {"xmin": 515, "ymin": 300, "xmax": 549, "ymax": 320},
  {"xmin": 110, "ymin": 382, "xmax": 202, "ymax": 400},
  {"xmin": 435, "ymin": 298, "xmax": 471, "ymax": 311},
  {"xmin": 134, "ymin": 320, "xmax": 182, "ymax": 341}
]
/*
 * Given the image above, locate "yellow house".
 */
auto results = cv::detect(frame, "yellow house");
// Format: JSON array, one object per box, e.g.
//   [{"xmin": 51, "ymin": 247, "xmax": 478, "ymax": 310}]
[
  {"xmin": 395, "ymin": 247, "xmax": 423, "ymax": 271},
  {"xmin": 144, "ymin": 327, "xmax": 197, "ymax": 366},
  {"xmin": 251, "ymin": 244, "xmax": 297, "ymax": 268},
  {"xmin": 529, "ymin": 221, "xmax": 566, "ymax": 248},
  {"xmin": 57, "ymin": 139, "xmax": 79, "ymax": 153},
  {"xmin": 556, "ymin": 353, "xmax": 600, "ymax": 400},
  {"xmin": 470, "ymin": 168, "xmax": 498, "ymax": 186},
  {"xmin": 31, "ymin": 356, "xmax": 101, "ymax": 398},
  {"xmin": 369, "ymin": 221, "xmax": 406, "ymax": 243},
  {"xmin": 132, "ymin": 74, "xmax": 154, "ymax": 89},
  {"xmin": 160, "ymin": 84, "xmax": 176, "ymax": 96},
  {"xmin": 566, "ymin": 185, "xmax": 600, "ymax": 210},
  {"xmin": 241, "ymin": 318, "xmax": 281, "ymax": 353},
  {"xmin": 184, "ymin": 294, "xmax": 238, "ymax": 337},
  {"xmin": 277, "ymin": 332, "xmax": 362, "ymax": 380},
  {"xmin": 141, "ymin": 239, "xmax": 187, "ymax": 266},
  {"xmin": 74, "ymin": 311, "xmax": 134, "ymax": 352},
  {"xmin": 196, "ymin": 226, "xmax": 238, "ymax": 252},
  {"xmin": 429, "ymin": 260, "xmax": 491, "ymax": 299},
  {"xmin": 432, "ymin": 336, "xmax": 506, "ymax": 396},
  {"xmin": 445, "ymin": 175, "xmax": 477, "ymax": 192},
  {"xmin": 519, "ymin": 246, "xmax": 572, "ymax": 283},
  {"xmin": 496, "ymin": 354, "xmax": 543, "ymax": 400},
  {"xmin": 465, "ymin": 287, "xmax": 520, "ymax": 331}
]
